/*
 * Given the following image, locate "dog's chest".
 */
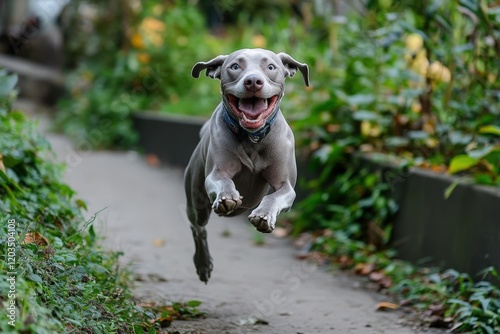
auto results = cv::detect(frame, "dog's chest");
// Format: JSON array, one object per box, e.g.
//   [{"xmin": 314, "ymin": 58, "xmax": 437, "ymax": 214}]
[{"xmin": 237, "ymin": 144, "xmax": 268, "ymax": 174}]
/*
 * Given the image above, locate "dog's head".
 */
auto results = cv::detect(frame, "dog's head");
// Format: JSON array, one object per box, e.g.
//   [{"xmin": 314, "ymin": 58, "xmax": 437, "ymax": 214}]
[{"xmin": 192, "ymin": 49, "xmax": 309, "ymax": 132}]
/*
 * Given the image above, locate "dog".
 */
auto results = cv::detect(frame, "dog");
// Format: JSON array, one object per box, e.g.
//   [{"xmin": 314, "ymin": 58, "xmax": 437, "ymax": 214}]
[{"xmin": 185, "ymin": 48, "xmax": 310, "ymax": 283}]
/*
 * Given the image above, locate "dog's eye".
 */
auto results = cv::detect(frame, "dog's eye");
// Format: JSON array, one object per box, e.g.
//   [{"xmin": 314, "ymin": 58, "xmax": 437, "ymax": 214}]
[
  {"xmin": 230, "ymin": 63, "xmax": 240, "ymax": 70},
  {"xmin": 267, "ymin": 64, "xmax": 276, "ymax": 70}
]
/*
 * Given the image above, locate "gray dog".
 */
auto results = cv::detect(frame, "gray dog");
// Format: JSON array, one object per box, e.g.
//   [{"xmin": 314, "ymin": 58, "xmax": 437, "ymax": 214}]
[{"xmin": 185, "ymin": 48, "xmax": 310, "ymax": 283}]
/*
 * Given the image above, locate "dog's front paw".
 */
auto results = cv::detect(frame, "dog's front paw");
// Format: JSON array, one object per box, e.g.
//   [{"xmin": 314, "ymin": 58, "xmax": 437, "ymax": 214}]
[
  {"xmin": 213, "ymin": 193, "xmax": 243, "ymax": 215},
  {"xmin": 248, "ymin": 212, "xmax": 276, "ymax": 233}
]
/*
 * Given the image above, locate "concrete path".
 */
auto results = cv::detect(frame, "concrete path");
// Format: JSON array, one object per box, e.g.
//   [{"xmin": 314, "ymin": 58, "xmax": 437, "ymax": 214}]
[{"xmin": 30, "ymin": 105, "xmax": 440, "ymax": 334}]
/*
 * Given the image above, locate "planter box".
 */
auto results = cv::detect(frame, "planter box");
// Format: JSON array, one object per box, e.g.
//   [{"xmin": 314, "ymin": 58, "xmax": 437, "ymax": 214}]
[
  {"xmin": 132, "ymin": 112, "xmax": 207, "ymax": 167},
  {"xmin": 365, "ymin": 155, "xmax": 500, "ymax": 278},
  {"xmin": 132, "ymin": 112, "xmax": 500, "ymax": 277}
]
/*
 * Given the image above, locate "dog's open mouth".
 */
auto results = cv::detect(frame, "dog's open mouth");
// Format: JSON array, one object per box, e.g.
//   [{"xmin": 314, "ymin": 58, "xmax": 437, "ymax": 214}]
[{"xmin": 226, "ymin": 94, "xmax": 280, "ymax": 130}]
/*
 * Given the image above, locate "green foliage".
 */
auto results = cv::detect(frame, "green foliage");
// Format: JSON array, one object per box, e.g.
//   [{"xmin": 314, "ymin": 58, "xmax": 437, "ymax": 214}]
[
  {"xmin": 0, "ymin": 71, "xmax": 202, "ymax": 332},
  {"xmin": 289, "ymin": 1, "xmax": 500, "ymax": 332},
  {"xmin": 446, "ymin": 268, "xmax": 500, "ymax": 334},
  {"xmin": 55, "ymin": 1, "xmax": 224, "ymax": 147},
  {"xmin": 292, "ymin": 0, "xmax": 499, "ymax": 185}
]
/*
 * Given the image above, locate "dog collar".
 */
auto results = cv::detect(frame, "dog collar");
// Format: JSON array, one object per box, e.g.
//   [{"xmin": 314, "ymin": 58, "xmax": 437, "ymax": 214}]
[{"xmin": 222, "ymin": 105, "xmax": 278, "ymax": 143}]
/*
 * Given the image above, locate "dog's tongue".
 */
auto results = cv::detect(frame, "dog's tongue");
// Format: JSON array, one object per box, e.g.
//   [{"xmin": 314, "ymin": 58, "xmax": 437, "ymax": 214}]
[{"xmin": 238, "ymin": 98, "xmax": 268, "ymax": 119}]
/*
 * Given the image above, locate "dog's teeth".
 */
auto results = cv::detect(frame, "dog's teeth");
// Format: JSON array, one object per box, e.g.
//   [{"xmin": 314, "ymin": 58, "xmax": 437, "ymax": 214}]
[{"xmin": 242, "ymin": 113, "xmax": 260, "ymax": 123}]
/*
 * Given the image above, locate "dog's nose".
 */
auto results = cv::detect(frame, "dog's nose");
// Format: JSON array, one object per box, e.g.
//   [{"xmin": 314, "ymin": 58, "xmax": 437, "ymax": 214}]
[{"xmin": 244, "ymin": 74, "xmax": 264, "ymax": 92}]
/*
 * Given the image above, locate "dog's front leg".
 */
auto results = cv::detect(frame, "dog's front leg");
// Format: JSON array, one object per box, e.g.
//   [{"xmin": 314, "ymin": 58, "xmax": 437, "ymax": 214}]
[
  {"xmin": 205, "ymin": 165, "xmax": 243, "ymax": 216},
  {"xmin": 249, "ymin": 180, "xmax": 296, "ymax": 233},
  {"xmin": 249, "ymin": 155, "xmax": 297, "ymax": 233}
]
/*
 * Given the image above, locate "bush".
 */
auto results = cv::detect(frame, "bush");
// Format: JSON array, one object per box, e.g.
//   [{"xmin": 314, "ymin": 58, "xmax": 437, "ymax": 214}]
[{"xmin": 0, "ymin": 70, "xmax": 154, "ymax": 333}]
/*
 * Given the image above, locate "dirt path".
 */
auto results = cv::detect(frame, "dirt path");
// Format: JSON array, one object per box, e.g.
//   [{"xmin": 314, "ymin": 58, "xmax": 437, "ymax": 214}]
[{"xmin": 35, "ymin": 110, "xmax": 441, "ymax": 334}]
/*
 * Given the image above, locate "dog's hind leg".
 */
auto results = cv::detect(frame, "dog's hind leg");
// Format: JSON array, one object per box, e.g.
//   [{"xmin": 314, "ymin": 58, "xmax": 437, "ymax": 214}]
[{"xmin": 185, "ymin": 167, "xmax": 213, "ymax": 283}]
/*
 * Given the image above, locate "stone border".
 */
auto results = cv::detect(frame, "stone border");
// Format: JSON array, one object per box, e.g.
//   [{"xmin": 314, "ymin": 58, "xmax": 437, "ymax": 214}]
[
  {"xmin": 363, "ymin": 154, "xmax": 500, "ymax": 278},
  {"xmin": 132, "ymin": 111, "xmax": 207, "ymax": 167},
  {"xmin": 132, "ymin": 111, "xmax": 500, "ymax": 277}
]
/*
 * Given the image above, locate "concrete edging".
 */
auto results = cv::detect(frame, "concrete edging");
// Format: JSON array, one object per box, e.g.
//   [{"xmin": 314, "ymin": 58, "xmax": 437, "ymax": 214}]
[
  {"xmin": 132, "ymin": 111, "xmax": 500, "ymax": 277},
  {"xmin": 132, "ymin": 111, "xmax": 207, "ymax": 167}
]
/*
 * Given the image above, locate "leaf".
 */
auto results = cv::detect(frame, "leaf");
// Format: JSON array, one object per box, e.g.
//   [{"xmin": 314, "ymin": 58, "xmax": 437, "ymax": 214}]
[
  {"xmin": 352, "ymin": 110, "xmax": 380, "ymax": 121},
  {"xmin": 384, "ymin": 136, "xmax": 410, "ymax": 148},
  {"xmin": 186, "ymin": 300, "xmax": 202, "ymax": 307},
  {"xmin": 444, "ymin": 180, "xmax": 459, "ymax": 199},
  {"xmin": 474, "ymin": 173, "xmax": 494, "ymax": 185},
  {"xmin": 467, "ymin": 146, "xmax": 495, "ymax": 159},
  {"xmin": 375, "ymin": 301, "xmax": 399, "ymax": 311},
  {"xmin": 479, "ymin": 125, "xmax": 500, "ymax": 137},
  {"xmin": 0, "ymin": 73, "xmax": 18, "ymax": 96},
  {"xmin": 27, "ymin": 272, "xmax": 43, "ymax": 283},
  {"xmin": 447, "ymin": 298, "xmax": 471, "ymax": 307},
  {"xmin": 22, "ymin": 231, "xmax": 49, "ymax": 246},
  {"xmin": 346, "ymin": 94, "xmax": 375, "ymax": 106},
  {"xmin": 152, "ymin": 239, "xmax": 166, "ymax": 247},
  {"xmin": 448, "ymin": 155, "xmax": 479, "ymax": 174}
]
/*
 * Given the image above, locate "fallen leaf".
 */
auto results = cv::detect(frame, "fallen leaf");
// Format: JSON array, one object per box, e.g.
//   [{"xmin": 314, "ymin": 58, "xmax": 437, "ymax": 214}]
[
  {"xmin": 375, "ymin": 301, "xmax": 399, "ymax": 311},
  {"xmin": 152, "ymin": 239, "xmax": 165, "ymax": 247},
  {"xmin": 354, "ymin": 263, "xmax": 376, "ymax": 276},
  {"xmin": 23, "ymin": 232, "xmax": 49, "ymax": 246},
  {"xmin": 369, "ymin": 271, "xmax": 384, "ymax": 282},
  {"xmin": 295, "ymin": 252, "xmax": 309, "ymax": 260},
  {"xmin": 336, "ymin": 255, "xmax": 354, "ymax": 269},
  {"xmin": 378, "ymin": 276, "xmax": 393, "ymax": 289},
  {"xmin": 146, "ymin": 154, "xmax": 160, "ymax": 167}
]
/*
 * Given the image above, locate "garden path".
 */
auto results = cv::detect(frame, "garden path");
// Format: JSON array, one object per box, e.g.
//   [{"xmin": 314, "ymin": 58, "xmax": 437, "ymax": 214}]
[{"xmin": 31, "ymin": 104, "xmax": 442, "ymax": 334}]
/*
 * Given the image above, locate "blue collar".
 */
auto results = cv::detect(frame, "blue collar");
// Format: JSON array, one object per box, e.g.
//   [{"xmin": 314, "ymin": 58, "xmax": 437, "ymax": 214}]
[{"xmin": 222, "ymin": 105, "xmax": 278, "ymax": 143}]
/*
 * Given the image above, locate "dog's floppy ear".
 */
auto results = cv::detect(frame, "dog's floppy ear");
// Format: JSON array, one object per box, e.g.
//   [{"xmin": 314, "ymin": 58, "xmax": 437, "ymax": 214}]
[
  {"xmin": 277, "ymin": 53, "xmax": 310, "ymax": 87},
  {"xmin": 192, "ymin": 55, "xmax": 228, "ymax": 80}
]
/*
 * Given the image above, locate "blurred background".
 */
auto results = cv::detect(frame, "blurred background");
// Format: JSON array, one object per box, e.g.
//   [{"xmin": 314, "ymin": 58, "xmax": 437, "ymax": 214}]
[{"xmin": 1, "ymin": 1, "xmax": 500, "ymax": 332}]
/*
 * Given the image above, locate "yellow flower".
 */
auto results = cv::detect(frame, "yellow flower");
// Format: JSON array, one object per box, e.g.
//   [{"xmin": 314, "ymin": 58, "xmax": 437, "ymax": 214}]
[
  {"xmin": 411, "ymin": 102, "xmax": 422, "ymax": 113},
  {"xmin": 361, "ymin": 121, "xmax": 381, "ymax": 137},
  {"xmin": 141, "ymin": 17, "xmax": 165, "ymax": 32},
  {"xmin": 252, "ymin": 34, "xmax": 267, "ymax": 48},
  {"xmin": 131, "ymin": 32, "xmax": 144, "ymax": 49},
  {"xmin": 405, "ymin": 33, "xmax": 423, "ymax": 52},
  {"xmin": 410, "ymin": 50, "xmax": 429, "ymax": 76},
  {"xmin": 428, "ymin": 61, "xmax": 451, "ymax": 83},
  {"xmin": 137, "ymin": 52, "xmax": 150, "ymax": 64},
  {"xmin": 425, "ymin": 138, "xmax": 439, "ymax": 148}
]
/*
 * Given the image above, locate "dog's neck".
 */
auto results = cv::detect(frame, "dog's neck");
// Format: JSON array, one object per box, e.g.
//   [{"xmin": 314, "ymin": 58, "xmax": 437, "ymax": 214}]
[{"xmin": 222, "ymin": 104, "xmax": 278, "ymax": 143}]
